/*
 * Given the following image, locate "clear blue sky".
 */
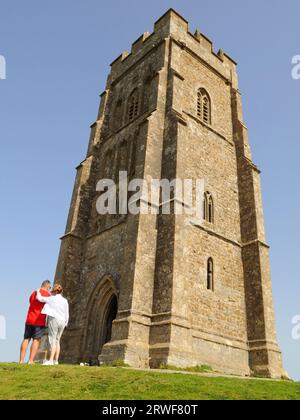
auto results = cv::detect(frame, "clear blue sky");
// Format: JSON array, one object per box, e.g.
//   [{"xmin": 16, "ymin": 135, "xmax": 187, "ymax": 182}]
[{"xmin": 1, "ymin": 0, "xmax": 300, "ymax": 380}]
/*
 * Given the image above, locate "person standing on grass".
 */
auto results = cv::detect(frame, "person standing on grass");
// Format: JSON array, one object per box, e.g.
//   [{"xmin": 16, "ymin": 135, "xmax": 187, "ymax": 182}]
[
  {"xmin": 36, "ymin": 283, "xmax": 69, "ymax": 366},
  {"xmin": 19, "ymin": 280, "xmax": 52, "ymax": 364}
]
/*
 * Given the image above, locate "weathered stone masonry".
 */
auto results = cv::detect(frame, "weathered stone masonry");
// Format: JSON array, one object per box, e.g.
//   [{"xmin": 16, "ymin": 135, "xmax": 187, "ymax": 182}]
[{"xmin": 55, "ymin": 9, "xmax": 284, "ymax": 378}]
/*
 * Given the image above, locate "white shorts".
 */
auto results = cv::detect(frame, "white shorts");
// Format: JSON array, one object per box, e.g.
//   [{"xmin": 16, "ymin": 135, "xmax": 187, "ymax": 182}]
[{"xmin": 47, "ymin": 316, "xmax": 66, "ymax": 349}]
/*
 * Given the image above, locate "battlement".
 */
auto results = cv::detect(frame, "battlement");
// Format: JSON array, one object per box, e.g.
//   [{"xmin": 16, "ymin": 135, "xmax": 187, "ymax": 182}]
[{"xmin": 109, "ymin": 9, "xmax": 237, "ymax": 84}]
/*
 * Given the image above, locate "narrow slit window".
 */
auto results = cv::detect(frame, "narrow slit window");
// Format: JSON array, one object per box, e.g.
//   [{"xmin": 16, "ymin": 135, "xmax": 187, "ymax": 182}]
[
  {"xmin": 208, "ymin": 195, "xmax": 214, "ymax": 223},
  {"xmin": 207, "ymin": 258, "xmax": 214, "ymax": 291},
  {"xmin": 203, "ymin": 192, "xmax": 214, "ymax": 224},
  {"xmin": 203, "ymin": 193, "xmax": 208, "ymax": 221}
]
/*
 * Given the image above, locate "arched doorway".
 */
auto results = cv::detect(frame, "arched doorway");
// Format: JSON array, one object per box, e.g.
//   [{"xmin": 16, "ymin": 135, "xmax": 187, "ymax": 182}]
[
  {"xmin": 82, "ymin": 277, "xmax": 118, "ymax": 364},
  {"xmin": 104, "ymin": 295, "xmax": 118, "ymax": 345}
]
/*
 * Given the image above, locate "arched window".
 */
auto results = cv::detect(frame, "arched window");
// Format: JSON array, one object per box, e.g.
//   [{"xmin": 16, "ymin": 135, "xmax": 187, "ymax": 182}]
[
  {"xmin": 207, "ymin": 258, "xmax": 214, "ymax": 291},
  {"xmin": 127, "ymin": 89, "xmax": 139, "ymax": 122},
  {"xmin": 197, "ymin": 88, "xmax": 211, "ymax": 125},
  {"xmin": 208, "ymin": 195, "xmax": 214, "ymax": 224},
  {"xmin": 203, "ymin": 192, "xmax": 214, "ymax": 223},
  {"xmin": 203, "ymin": 192, "xmax": 208, "ymax": 221}
]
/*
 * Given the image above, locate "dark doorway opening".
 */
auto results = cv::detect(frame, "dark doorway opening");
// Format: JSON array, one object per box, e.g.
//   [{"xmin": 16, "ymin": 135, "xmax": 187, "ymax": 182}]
[
  {"xmin": 83, "ymin": 278, "xmax": 118, "ymax": 365},
  {"xmin": 104, "ymin": 295, "xmax": 118, "ymax": 345}
]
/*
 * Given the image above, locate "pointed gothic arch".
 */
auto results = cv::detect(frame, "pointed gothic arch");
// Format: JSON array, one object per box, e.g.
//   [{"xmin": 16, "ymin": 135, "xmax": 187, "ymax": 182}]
[
  {"xmin": 81, "ymin": 276, "xmax": 119, "ymax": 364},
  {"xmin": 127, "ymin": 88, "xmax": 140, "ymax": 122},
  {"xmin": 197, "ymin": 88, "xmax": 211, "ymax": 125}
]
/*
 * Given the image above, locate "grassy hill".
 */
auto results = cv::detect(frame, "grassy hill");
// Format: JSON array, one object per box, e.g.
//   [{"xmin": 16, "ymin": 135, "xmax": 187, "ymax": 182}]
[{"xmin": 0, "ymin": 363, "xmax": 299, "ymax": 400}]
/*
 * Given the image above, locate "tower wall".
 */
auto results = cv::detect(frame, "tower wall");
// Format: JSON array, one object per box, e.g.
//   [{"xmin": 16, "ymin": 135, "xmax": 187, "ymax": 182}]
[
  {"xmin": 148, "ymin": 32, "xmax": 250, "ymax": 375},
  {"xmin": 56, "ymin": 9, "xmax": 284, "ymax": 378}
]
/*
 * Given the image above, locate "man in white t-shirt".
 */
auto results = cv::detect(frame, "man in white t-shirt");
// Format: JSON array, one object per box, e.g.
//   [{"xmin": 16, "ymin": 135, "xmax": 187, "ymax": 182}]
[{"xmin": 36, "ymin": 283, "xmax": 69, "ymax": 366}]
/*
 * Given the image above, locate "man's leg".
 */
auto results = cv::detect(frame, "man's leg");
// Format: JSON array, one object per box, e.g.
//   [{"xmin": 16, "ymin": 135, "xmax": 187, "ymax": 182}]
[
  {"xmin": 28, "ymin": 339, "xmax": 41, "ymax": 364},
  {"xmin": 19, "ymin": 339, "xmax": 30, "ymax": 364},
  {"xmin": 49, "ymin": 344, "xmax": 56, "ymax": 363}
]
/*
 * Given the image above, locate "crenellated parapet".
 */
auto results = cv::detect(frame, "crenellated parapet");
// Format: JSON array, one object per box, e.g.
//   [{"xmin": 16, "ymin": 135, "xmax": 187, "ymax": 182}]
[{"xmin": 109, "ymin": 9, "xmax": 238, "ymax": 88}]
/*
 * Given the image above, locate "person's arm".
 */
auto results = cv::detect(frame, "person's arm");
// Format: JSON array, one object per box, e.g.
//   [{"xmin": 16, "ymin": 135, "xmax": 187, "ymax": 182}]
[
  {"xmin": 36, "ymin": 289, "xmax": 52, "ymax": 304},
  {"xmin": 65, "ymin": 301, "xmax": 69, "ymax": 327},
  {"xmin": 29, "ymin": 292, "xmax": 36, "ymax": 305}
]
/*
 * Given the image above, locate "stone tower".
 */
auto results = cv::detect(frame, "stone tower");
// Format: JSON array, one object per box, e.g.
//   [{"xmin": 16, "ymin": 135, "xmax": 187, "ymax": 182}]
[{"xmin": 55, "ymin": 9, "xmax": 284, "ymax": 378}]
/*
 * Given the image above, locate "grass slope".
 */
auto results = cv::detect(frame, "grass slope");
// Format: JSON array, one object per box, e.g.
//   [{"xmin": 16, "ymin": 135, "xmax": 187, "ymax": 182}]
[{"xmin": 0, "ymin": 363, "xmax": 299, "ymax": 400}]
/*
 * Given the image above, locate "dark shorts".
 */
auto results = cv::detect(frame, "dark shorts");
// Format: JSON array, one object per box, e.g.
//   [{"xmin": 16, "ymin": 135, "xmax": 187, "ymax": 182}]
[{"xmin": 24, "ymin": 324, "xmax": 46, "ymax": 340}]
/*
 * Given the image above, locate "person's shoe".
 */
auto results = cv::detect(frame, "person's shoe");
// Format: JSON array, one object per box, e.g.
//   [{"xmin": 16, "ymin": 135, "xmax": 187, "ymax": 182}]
[
  {"xmin": 43, "ymin": 360, "xmax": 54, "ymax": 366},
  {"xmin": 54, "ymin": 361, "xmax": 59, "ymax": 365}
]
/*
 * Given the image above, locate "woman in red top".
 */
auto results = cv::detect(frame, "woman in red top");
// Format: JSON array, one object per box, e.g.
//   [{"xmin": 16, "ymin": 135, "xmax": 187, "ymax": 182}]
[{"xmin": 19, "ymin": 280, "xmax": 51, "ymax": 364}]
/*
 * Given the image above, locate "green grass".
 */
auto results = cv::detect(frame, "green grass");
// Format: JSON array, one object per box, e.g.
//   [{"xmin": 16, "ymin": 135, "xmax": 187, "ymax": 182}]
[
  {"xmin": 0, "ymin": 363, "xmax": 299, "ymax": 400},
  {"xmin": 159, "ymin": 364, "xmax": 214, "ymax": 373}
]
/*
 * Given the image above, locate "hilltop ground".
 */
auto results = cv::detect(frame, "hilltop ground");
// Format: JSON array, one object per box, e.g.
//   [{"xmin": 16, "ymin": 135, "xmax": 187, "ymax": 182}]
[{"xmin": 0, "ymin": 363, "xmax": 299, "ymax": 400}]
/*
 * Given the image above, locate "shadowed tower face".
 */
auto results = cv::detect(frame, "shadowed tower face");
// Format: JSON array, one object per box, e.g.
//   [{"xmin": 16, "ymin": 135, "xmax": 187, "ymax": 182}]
[{"xmin": 55, "ymin": 9, "xmax": 285, "ymax": 378}]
